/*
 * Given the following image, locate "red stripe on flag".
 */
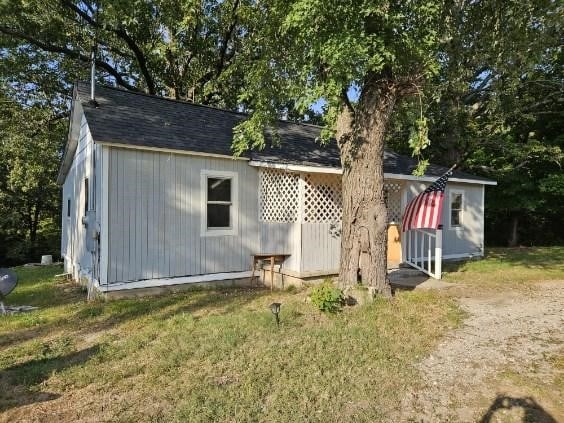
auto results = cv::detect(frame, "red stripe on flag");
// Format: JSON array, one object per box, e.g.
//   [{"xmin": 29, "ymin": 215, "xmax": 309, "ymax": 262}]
[
  {"xmin": 424, "ymin": 191, "xmax": 437, "ymax": 228},
  {"xmin": 414, "ymin": 192, "xmax": 429, "ymax": 228},
  {"xmin": 407, "ymin": 192, "xmax": 425, "ymax": 231},
  {"xmin": 401, "ymin": 196, "xmax": 415, "ymax": 232},
  {"xmin": 432, "ymin": 192, "xmax": 445, "ymax": 229}
]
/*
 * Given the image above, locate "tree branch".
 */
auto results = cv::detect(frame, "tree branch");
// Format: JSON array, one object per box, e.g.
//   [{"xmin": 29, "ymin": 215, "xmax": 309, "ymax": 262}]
[
  {"xmin": 60, "ymin": 0, "xmax": 157, "ymax": 94},
  {"xmin": 199, "ymin": 0, "xmax": 241, "ymax": 102},
  {"xmin": 0, "ymin": 25, "xmax": 139, "ymax": 92},
  {"xmin": 340, "ymin": 88, "xmax": 355, "ymax": 115},
  {"xmin": 216, "ymin": 0, "xmax": 241, "ymax": 77}
]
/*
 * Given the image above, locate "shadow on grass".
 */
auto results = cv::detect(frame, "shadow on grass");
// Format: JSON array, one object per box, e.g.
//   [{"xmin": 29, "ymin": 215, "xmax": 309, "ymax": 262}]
[
  {"xmin": 0, "ymin": 345, "xmax": 100, "ymax": 412},
  {"xmin": 158, "ymin": 287, "xmax": 272, "ymax": 320},
  {"xmin": 479, "ymin": 395, "xmax": 557, "ymax": 423},
  {"xmin": 2, "ymin": 269, "xmax": 271, "ymax": 349},
  {"xmin": 82, "ymin": 287, "xmax": 273, "ymax": 332}
]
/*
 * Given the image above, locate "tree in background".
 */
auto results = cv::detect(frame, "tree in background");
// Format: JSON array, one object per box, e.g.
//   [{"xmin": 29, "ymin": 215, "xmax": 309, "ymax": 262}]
[
  {"xmin": 387, "ymin": 0, "xmax": 563, "ymax": 246},
  {"xmin": 0, "ymin": 0, "xmax": 256, "ymax": 106},
  {"xmin": 0, "ymin": 91, "xmax": 66, "ymax": 264}
]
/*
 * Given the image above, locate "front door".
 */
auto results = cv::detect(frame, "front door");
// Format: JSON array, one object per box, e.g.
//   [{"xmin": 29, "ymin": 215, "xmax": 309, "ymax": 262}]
[{"xmin": 387, "ymin": 224, "xmax": 402, "ymax": 266}]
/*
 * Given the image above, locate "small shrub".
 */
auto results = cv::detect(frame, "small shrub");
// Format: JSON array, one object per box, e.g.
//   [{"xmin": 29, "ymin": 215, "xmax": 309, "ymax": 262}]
[{"xmin": 310, "ymin": 280, "xmax": 344, "ymax": 313}]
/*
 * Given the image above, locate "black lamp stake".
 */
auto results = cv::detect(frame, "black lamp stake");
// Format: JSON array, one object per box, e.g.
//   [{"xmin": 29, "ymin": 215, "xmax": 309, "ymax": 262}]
[{"xmin": 269, "ymin": 302, "xmax": 281, "ymax": 327}]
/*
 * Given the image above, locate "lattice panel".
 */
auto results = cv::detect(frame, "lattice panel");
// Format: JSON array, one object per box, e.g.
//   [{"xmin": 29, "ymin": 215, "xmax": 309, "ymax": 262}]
[
  {"xmin": 303, "ymin": 174, "xmax": 342, "ymax": 223},
  {"xmin": 259, "ymin": 169, "xmax": 300, "ymax": 222},
  {"xmin": 384, "ymin": 182, "xmax": 402, "ymax": 223}
]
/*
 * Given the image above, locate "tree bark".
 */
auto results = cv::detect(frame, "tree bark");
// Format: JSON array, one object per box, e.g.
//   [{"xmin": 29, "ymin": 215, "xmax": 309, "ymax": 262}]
[{"xmin": 336, "ymin": 77, "xmax": 399, "ymax": 298}]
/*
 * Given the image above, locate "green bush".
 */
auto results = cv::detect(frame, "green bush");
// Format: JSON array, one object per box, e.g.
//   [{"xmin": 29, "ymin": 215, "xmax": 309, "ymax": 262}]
[{"xmin": 310, "ymin": 280, "xmax": 344, "ymax": 313}]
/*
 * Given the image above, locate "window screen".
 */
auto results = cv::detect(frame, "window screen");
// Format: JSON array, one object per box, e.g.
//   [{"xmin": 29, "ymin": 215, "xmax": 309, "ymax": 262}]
[
  {"xmin": 450, "ymin": 193, "xmax": 463, "ymax": 226},
  {"xmin": 207, "ymin": 178, "xmax": 232, "ymax": 228}
]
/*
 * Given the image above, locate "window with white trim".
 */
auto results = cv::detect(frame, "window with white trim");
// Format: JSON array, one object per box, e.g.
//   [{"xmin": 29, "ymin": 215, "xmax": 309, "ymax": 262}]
[
  {"xmin": 450, "ymin": 190, "xmax": 464, "ymax": 228},
  {"xmin": 201, "ymin": 170, "xmax": 238, "ymax": 236}
]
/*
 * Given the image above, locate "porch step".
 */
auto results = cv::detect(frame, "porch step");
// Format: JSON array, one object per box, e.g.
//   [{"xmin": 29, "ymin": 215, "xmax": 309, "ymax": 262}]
[
  {"xmin": 388, "ymin": 267, "xmax": 456, "ymax": 290},
  {"xmin": 388, "ymin": 267, "xmax": 427, "ymax": 280}
]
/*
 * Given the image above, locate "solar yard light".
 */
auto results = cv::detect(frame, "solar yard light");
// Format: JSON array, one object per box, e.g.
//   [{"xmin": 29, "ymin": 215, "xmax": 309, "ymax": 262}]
[{"xmin": 269, "ymin": 302, "xmax": 281, "ymax": 327}]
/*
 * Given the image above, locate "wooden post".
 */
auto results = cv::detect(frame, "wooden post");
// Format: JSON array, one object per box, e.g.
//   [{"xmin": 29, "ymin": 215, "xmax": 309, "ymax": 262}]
[
  {"xmin": 414, "ymin": 231, "xmax": 418, "ymax": 267},
  {"xmin": 428, "ymin": 234, "xmax": 431, "ymax": 273},
  {"xmin": 435, "ymin": 229, "xmax": 443, "ymax": 279},
  {"xmin": 270, "ymin": 256, "xmax": 275, "ymax": 291},
  {"xmin": 249, "ymin": 255, "xmax": 255, "ymax": 286}
]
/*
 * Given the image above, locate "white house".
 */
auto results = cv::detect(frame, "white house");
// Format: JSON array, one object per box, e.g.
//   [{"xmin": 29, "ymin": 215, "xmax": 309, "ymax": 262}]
[{"xmin": 58, "ymin": 82, "xmax": 496, "ymax": 296}]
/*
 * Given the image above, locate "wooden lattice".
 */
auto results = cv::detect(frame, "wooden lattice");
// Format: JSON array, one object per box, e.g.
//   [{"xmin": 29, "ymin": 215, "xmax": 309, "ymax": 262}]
[
  {"xmin": 303, "ymin": 174, "xmax": 342, "ymax": 223},
  {"xmin": 384, "ymin": 182, "xmax": 402, "ymax": 223},
  {"xmin": 259, "ymin": 169, "xmax": 403, "ymax": 225},
  {"xmin": 258, "ymin": 169, "xmax": 300, "ymax": 222}
]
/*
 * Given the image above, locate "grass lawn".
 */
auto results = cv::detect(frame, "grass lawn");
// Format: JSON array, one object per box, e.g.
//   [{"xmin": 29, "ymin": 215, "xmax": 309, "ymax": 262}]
[
  {"xmin": 443, "ymin": 246, "xmax": 564, "ymax": 290},
  {"xmin": 0, "ymin": 247, "xmax": 562, "ymax": 422}
]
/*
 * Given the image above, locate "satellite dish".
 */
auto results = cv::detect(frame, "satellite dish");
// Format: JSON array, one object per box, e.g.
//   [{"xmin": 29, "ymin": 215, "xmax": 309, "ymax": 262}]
[{"xmin": 0, "ymin": 268, "xmax": 18, "ymax": 314}]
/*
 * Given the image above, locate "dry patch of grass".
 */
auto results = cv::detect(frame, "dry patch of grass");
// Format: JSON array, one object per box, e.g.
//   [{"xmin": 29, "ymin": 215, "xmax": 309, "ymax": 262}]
[{"xmin": 0, "ymin": 266, "xmax": 462, "ymax": 422}]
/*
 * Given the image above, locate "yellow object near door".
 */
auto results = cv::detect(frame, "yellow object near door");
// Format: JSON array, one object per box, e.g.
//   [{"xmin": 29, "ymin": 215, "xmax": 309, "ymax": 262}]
[{"xmin": 387, "ymin": 224, "xmax": 402, "ymax": 266}]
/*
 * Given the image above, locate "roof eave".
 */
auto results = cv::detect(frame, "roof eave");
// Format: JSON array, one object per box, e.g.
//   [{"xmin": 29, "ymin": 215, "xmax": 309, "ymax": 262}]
[
  {"xmin": 56, "ymin": 85, "xmax": 81, "ymax": 185},
  {"xmin": 248, "ymin": 160, "xmax": 497, "ymax": 185},
  {"xmin": 94, "ymin": 141, "xmax": 250, "ymax": 161}
]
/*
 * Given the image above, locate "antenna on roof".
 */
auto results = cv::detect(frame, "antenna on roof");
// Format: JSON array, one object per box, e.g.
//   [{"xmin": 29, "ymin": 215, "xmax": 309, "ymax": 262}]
[
  {"xmin": 89, "ymin": 3, "xmax": 100, "ymax": 107},
  {"xmin": 90, "ymin": 44, "xmax": 97, "ymax": 103}
]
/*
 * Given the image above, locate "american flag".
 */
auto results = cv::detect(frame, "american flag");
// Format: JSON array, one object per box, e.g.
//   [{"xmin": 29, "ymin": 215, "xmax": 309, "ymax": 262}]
[{"xmin": 401, "ymin": 170, "xmax": 452, "ymax": 232}]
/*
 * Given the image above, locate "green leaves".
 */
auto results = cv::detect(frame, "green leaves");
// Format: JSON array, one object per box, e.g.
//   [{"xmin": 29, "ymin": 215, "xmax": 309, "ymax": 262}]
[
  {"xmin": 232, "ymin": 0, "xmax": 445, "ymax": 154},
  {"xmin": 408, "ymin": 117, "xmax": 431, "ymax": 176},
  {"xmin": 309, "ymin": 280, "xmax": 345, "ymax": 313}
]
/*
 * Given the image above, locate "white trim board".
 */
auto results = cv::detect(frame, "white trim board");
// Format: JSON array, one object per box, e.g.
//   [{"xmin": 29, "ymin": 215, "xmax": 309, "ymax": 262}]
[
  {"xmin": 405, "ymin": 253, "xmax": 483, "ymax": 262},
  {"xmin": 95, "ymin": 141, "xmax": 249, "ymax": 161},
  {"xmin": 96, "ymin": 271, "xmax": 253, "ymax": 292},
  {"xmin": 99, "ymin": 146, "xmax": 110, "ymax": 285},
  {"xmin": 200, "ymin": 169, "xmax": 239, "ymax": 237},
  {"xmin": 250, "ymin": 160, "xmax": 342, "ymax": 174},
  {"xmin": 248, "ymin": 161, "xmax": 497, "ymax": 185},
  {"xmin": 443, "ymin": 252, "xmax": 484, "ymax": 260}
]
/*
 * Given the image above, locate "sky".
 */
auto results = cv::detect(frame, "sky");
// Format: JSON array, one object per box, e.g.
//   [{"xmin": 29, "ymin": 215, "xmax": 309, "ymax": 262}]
[{"xmin": 311, "ymin": 85, "xmax": 361, "ymax": 113}]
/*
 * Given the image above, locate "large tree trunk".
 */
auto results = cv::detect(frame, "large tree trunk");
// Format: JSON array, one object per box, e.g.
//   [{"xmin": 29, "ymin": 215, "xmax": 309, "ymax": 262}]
[{"xmin": 336, "ymin": 78, "xmax": 399, "ymax": 298}]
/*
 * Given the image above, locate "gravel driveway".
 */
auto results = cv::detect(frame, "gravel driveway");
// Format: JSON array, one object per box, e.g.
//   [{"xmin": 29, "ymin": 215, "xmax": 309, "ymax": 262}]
[{"xmin": 400, "ymin": 280, "xmax": 564, "ymax": 422}]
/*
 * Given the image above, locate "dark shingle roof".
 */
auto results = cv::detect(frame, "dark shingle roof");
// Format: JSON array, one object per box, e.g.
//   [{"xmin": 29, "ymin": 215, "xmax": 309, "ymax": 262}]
[{"xmin": 75, "ymin": 82, "xmax": 494, "ymax": 183}]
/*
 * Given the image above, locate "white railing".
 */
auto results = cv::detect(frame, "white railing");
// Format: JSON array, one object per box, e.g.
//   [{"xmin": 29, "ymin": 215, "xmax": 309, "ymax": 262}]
[{"xmin": 404, "ymin": 228, "xmax": 442, "ymax": 279}]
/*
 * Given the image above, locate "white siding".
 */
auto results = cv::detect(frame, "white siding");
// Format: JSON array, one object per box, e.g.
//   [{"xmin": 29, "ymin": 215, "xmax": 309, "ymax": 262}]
[
  {"xmin": 60, "ymin": 104, "xmax": 101, "ymax": 279},
  {"xmin": 106, "ymin": 147, "xmax": 259, "ymax": 284},
  {"xmin": 300, "ymin": 223, "xmax": 340, "ymax": 273},
  {"xmin": 258, "ymin": 222, "xmax": 302, "ymax": 271}
]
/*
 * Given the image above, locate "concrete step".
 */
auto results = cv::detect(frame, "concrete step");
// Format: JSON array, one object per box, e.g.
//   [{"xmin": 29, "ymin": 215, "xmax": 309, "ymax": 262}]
[{"xmin": 388, "ymin": 267, "xmax": 428, "ymax": 280}]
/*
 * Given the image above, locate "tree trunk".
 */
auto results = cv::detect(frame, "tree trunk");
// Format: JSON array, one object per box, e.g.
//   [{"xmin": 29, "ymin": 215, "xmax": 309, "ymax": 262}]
[
  {"xmin": 508, "ymin": 214, "xmax": 519, "ymax": 247},
  {"xmin": 336, "ymin": 78, "xmax": 399, "ymax": 298}
]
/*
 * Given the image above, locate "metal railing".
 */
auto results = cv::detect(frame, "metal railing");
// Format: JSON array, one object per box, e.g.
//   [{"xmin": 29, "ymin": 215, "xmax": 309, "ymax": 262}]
[{"xmin": 404, "ymin": 228, "xmax": 442, "ymax": 279}]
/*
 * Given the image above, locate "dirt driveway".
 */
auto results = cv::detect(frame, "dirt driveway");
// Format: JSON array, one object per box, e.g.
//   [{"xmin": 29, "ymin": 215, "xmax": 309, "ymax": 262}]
[{"xmin": 400, "ymin": 280, "xmax": 564, "ymax": 422}]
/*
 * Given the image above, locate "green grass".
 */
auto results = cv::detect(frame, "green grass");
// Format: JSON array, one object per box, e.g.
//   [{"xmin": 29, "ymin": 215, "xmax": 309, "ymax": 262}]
[
  {"xmin": 0, "ymin": 265, "xmax": 463, "ymax": 422},
  {"xmin": 1, "ymin": 246, "xmax": 561, "ymax": 422},
  {"xmin": 442, "ymin": 246, "xmax": 564, "ymax": 290}
]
